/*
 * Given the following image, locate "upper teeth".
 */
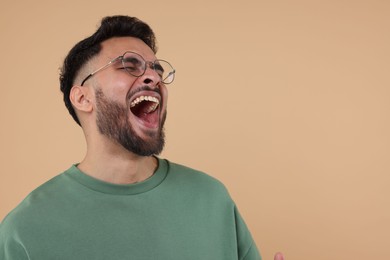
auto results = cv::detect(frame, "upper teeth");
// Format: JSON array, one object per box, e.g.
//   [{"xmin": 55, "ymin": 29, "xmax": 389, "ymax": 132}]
[{"xmin": 130, "ymin": 96, "xmax": 160, "ymax": 108}]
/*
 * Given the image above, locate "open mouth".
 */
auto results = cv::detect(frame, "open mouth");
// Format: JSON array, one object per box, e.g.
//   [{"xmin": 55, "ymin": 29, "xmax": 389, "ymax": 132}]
[{"xmin": 130, "ymin": 95, "xmax": 160, "ymax": 127}]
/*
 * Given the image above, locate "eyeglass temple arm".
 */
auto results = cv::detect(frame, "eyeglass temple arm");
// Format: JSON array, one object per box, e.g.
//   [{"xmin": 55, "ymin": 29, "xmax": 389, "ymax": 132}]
[
  {"xmin": 80, "ymin": 74, "xmax": 92, "ymax": 86},
  {"xmin": 80, "ymin": 57, "xmax": 121, "ymax": 86},
  {"xmin": 163, "ymin": 69, "xmax": 176, "ymax": 82}
]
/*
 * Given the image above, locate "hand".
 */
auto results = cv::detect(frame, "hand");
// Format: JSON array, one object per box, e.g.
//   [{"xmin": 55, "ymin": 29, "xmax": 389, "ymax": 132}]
[{"xmin": 274, "ymin": 252, "xmax": 284, "ymax": 260}]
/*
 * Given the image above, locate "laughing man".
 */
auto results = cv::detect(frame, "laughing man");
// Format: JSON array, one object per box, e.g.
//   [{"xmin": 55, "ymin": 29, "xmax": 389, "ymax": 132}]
[{"xmin": 0, "ymin": 15, "xmax": 283, "ymax": 260}]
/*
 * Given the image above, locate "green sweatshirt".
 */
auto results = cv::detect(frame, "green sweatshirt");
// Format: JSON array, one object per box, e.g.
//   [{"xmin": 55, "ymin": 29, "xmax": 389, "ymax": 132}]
[{"xmin": 0, "ymin": 158, "xmax": 261, "ymax": 260}]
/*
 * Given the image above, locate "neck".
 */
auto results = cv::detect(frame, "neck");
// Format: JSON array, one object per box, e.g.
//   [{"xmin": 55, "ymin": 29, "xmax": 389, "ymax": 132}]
[{"xmin": 77, "ymin": 138, "xmax": 158, "ymax": 185}]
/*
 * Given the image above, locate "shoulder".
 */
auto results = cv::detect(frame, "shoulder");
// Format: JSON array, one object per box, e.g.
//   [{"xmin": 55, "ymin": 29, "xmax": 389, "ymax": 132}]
[
  {"xmin": 165, "ymin": 159, "xmax": 225, "ymax": 186},
  {"xmin": 0, "ymin": 172, "xmax": 68, "ymax": 232},
  {"xmin": 163, "ymin": 159, "xmax": 232, "ymax": 199}
]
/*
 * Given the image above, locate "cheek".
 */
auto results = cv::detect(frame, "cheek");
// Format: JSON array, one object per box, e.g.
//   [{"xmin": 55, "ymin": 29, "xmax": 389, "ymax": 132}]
[
  {"xmin": 160, "ymin": 84, "xmax": 169, "ymax": 104},
  {"xmin": 104, "ymin": 76, "xmax": 136, "ymax": 101}
]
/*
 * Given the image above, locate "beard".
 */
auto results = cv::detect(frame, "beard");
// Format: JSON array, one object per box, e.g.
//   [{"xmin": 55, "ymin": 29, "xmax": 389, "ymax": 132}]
[{"xmin": 95, "ymin": 88, "xmax": 166, "ymax": 156}]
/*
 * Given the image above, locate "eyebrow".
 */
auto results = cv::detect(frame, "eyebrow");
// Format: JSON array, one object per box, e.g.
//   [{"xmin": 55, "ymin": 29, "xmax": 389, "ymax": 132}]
[
  {"xmin": 153, "ymin": 63, "xmax": 164, "ymax": 72},
  {"xmin": 122, "ymin": 56, "xmax": 142, "ymax": 64}
]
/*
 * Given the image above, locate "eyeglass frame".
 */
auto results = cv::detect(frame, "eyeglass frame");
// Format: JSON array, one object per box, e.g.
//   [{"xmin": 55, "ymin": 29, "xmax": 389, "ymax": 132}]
[{"xmin": 80, "ymin": 51, "xmax": 175, "ymax": 86}]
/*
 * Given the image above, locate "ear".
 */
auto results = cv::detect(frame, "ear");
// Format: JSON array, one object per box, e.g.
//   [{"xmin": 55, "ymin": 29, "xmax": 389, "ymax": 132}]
[{"xmin": 69, "ymin": 85, "xmax": 93, "ymax": 113}]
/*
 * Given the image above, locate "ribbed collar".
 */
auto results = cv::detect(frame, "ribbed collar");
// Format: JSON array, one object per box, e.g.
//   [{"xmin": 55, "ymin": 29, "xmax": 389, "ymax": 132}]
[{"xmin": 64, "ymin": 157, "xmax": 168, "ymax": 195}]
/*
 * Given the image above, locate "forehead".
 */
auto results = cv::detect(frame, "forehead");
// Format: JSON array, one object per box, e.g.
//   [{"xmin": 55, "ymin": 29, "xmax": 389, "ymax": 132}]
[{"xmin": 99, "ymin": 37, "xmax": 156, "ymax": 61}]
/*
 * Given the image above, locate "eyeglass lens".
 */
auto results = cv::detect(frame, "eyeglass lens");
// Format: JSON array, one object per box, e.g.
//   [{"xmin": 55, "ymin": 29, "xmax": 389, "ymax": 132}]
[{"xmin": 122, "ymin": 52, "xmax": 175, "ymax": 84}]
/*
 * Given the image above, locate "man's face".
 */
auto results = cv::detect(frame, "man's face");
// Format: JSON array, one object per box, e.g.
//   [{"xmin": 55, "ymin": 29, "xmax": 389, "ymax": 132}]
[{"xmin": 88, "ymin": 37, "xmax": 168, "ymax": 156}]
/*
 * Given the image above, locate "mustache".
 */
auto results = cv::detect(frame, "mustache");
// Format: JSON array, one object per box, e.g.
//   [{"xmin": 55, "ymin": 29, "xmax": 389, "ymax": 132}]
[{"xmin": 127, "ymin": 85, "xmax": 162, "ymax": 100}]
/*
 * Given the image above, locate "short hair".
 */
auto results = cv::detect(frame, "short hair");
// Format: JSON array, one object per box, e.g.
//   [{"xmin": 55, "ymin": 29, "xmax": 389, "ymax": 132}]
[{"xmin": 59, "ymin": 15, "xmax": 157, "ymax": 125}]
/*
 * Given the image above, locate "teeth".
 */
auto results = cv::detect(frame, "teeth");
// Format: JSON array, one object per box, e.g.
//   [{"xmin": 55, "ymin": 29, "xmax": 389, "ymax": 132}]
[
  {"xmin": 145, "ymin": 103, "xmax": 159, "ymax": 113},
  {"xmin": 130, "ymin": 95, "xmax": 160, "ymax": 108}
]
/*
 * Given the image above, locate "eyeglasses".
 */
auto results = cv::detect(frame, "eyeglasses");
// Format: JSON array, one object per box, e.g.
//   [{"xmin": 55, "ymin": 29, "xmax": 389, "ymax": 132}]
[{"xmin": 80, "ymin": 51, "xmax": 175, "ymax": 86}]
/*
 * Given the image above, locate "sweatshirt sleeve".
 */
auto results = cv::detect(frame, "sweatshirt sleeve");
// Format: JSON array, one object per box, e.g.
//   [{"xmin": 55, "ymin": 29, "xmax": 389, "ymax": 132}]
[
  {"xmin": 0, "ymin": 224, "xmax": 30, "ymax": 260},
  {"xmin": 234, "ymin": 206, "xmax": 262, "ymax": 260},
  {"xmin": 242, "ymin": 244, "xmax": 262, "ymax": 260}
]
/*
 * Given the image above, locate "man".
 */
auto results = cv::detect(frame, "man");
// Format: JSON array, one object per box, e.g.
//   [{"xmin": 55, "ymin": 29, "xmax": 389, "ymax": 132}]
[{"xmin": 0, "ymin": 15, "xmax": 283, "ymax": 260}]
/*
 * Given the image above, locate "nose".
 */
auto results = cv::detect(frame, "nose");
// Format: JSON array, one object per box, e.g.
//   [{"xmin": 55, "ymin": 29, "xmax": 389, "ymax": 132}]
[{"xmin": 139, "ymin": 62, "xmax": 161, "ymax": 86}]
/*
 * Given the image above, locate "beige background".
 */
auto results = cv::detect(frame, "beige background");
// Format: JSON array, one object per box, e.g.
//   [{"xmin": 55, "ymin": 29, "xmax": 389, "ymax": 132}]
[{"xmin": 1, "ymin": 0, "xmax": 389, "ymax": 259}]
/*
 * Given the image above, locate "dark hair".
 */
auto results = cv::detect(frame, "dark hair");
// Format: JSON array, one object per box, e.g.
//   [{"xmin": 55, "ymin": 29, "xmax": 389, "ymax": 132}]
[{"xmin": 59, "ymin": 15, "xmax": 157, "ymax": 125}]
